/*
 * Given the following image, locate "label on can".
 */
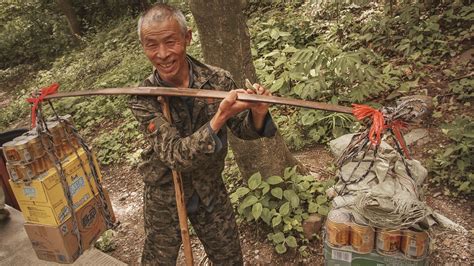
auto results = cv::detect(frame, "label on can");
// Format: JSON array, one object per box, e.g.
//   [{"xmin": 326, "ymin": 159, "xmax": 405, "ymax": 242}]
[{"xmin": 23, "ymin": 150, "xmax": 32, "ymax": 162}]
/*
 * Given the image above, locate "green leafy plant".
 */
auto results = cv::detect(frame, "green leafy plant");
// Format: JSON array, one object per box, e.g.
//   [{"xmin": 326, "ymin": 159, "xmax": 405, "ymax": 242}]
[
  {"xmin": 93, "ymin": 118, "xmax": 144, "ymax": 165},
  {"xmin": 231, "ymin": 166, "xmax": 333, "ymax": 254},
  {"xmin": 429, "ymin": 117, "xmax": 474, "ymax": 195},
  {"xmin": 449, "ymin": 78, "xmax": 474, "ymax": 101},
  {"xmin": 95, "ymin": 229, "xmax": 116, "ymax": 252}
]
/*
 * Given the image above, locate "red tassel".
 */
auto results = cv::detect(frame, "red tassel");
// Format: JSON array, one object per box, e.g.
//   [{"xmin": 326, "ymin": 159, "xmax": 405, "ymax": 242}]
[
  {"xmin": 26, "ymin": 83, "xmax": 59, "ymax": 128},
  {"xmin": 387, "ymin": 120, "xmax": 411, "ymax": 159},
  {"xmin": 352, "ymin": 104, "xmax": 385, "ymax": 145}
]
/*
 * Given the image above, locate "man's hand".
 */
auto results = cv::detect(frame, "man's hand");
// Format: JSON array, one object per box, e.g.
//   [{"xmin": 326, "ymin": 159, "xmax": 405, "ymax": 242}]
[
  {"xmin": 245, "ymin": 83, "xmax": 271, "ymax": 132},
  {"xmin": 210, "ymin": 89, "xmax": 253, "ymax": 132},
  {"xmin": 245, "ymin": 83, "xmax": 271, "ymax": 115},
  {"xmin": 209, "ymin": 85, "xmax": 272, "ymax": 133}
]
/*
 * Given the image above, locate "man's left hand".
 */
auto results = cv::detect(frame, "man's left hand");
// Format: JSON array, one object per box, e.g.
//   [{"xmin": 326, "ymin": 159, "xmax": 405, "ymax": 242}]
[{"xmin": 246, "ymin": 83, "xmax": 271, "ymax": 116}]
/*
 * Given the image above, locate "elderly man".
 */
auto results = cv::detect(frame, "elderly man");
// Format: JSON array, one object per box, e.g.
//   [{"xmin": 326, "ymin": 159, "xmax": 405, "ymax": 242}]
[{"xmin": 129, "ymin": 3, "xmax": 276, "ymax": 265}]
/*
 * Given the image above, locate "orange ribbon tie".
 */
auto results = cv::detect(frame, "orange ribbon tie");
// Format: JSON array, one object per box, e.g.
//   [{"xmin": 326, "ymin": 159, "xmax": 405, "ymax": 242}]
[
  {"xmin": 352, "ymin": 104, "xmax": 385, "ymax": 146},
  {"xmin": 26, "ymin": 83, "xmax": 59, "ymax": 128}
]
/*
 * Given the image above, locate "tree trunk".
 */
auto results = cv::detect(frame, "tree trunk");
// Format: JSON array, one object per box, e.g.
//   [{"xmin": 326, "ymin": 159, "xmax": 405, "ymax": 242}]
[
  {"xmin": 56, "ymin": 0, "xmax": 82, "ymax": 41},
  {"xmin": 189, "ymin": 0, "xmax": 307, "ymax": 180}
]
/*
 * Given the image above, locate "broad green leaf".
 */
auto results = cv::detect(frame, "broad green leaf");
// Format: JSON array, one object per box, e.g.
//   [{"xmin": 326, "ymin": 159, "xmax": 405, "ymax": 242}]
[
  {"xmin": 272, "ymin": 232, "xmax": 285, "ymax": 244},
  {"xmin": 272, "ymin": 215, "xmax": 282, "ymax": 227},
  {"xmin": 279, "ymin": 202, "xmax": 290, "ymax": 216},
  {"xmin": 316, "ymin": 195, "xmax": 327, "ymax": 205},
  {"xmin": 267, "ymin": 175, "xmax": 284, "ymax": 185},
  {"xmin": 282, "ymin": 46, "xmax": 298, "ymax": 53},
  {"xmin": 301, "ymin": 113, "xmax": 315, "ymax": 126},
  {"xmin": 234, "ymin": 187, "xmax": 250, "ymax": 198},
  {"xmin": 248, "ymin": 172, "xmax": 262, "ymax": 190},
  {"xmin": 318, "ymin": 205, "xmax": 329, "ymax": 216},
  {"xmin": 240, "ymin": 195, "xmax": 258, "ymax": 209},
  {"xmin": 261, "ymin": 208, "xmax": 272, "ymax": 225},
  {"xmin": 260, "ymin": 182, "xmax": 270, "ymax": 195},
  {"xmin": 283, "ymin": 166, "xmax": 297, "ymax": 180},
  {"xmin": 252, "ymin": 203, "xmax": 263, "ymax": 220},
  {"xmin": 308, "ymin": 202, "xmax": 318, "ymax": 213},
  {"xmin": 458, "ymin": 181, "xmax": 470, "ymax": 192},
  {"xmin": 275, "ymin": 243, "xmax": 287, "ymax": 254},
  {"xmin": 270, "ymin": 78, "xmax": 285, "ymax": 92},
  {"xmin": 286, "ymin": 236, "xmax": 298, "ymax": 248},
  {"xmin": 270, "ymin": 28, "xmax": 280, "ymax": 40},
  {"xmin": 271, "ymin": 187, "xmax": 283, "ymax": 199},
  {"xmin": 284, "ymin": 189, "xmax": 300, "ymax": 208}
]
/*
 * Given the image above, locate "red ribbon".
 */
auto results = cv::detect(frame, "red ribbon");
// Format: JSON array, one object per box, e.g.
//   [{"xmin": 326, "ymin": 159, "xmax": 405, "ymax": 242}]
[
  {"xmin": 26, "ymin": 83, "xmax": 59, "ymax": 128},
  {"xmin": 352, "ymin": 104, "xmax": 411, "ymax": 158},
  {"xmin": 386, "ymin": 120, "xmax": 411, "ymax": 159},
  {"xmin": 352, "ymin": 104, "xmax": 385, "ymax": 145}
]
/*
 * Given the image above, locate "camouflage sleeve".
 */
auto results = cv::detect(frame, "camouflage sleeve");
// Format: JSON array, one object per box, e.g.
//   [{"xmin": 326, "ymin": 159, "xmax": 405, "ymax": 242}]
[
  {"xmin": 220, "ymin": 74, "xmax": 277, "ymax": 140},
  {"xmin": 129, "ymin": 95, "xmax": 218, "ymax": 173}
]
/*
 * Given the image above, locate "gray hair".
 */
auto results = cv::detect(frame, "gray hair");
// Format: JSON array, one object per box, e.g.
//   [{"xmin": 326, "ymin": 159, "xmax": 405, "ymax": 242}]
[{"xmin": 137, "ymin": 4, "xmax": 188, "ymax": 43}]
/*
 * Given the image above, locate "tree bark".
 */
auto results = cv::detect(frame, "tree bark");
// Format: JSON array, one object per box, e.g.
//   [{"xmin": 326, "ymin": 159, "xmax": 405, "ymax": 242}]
[
  {"xmin": 56, "ymin": 0, "xmax": 82, "ymax": 41},
  {"xmin": 189, "ymin": 0, "xmax": 307, "ymax": 180}
]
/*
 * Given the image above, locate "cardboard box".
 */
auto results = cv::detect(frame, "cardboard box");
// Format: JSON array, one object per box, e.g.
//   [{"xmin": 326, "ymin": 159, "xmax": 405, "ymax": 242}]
[
  {"xmin": 24, "ymin": 192, "xmax": 114, "ymax": 264},
  {"xmin": 9, "ymin": 148, "xmax": 103, "ymax": 226},
  {"xmin": 324, "ymin": 242, "xmax": 428, "ymax": 266}
]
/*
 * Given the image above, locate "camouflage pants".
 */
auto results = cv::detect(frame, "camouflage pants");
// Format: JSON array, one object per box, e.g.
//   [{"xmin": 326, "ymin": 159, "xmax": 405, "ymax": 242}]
[{"xmin": 141, "ymin": 179, "xmax": 243, "ymax": 266}]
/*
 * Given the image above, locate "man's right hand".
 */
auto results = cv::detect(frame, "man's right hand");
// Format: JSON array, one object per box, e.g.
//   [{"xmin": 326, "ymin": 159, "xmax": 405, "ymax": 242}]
[{"xmin": 209, "ymin": 89, "xmax": 252, "ymax": 132}]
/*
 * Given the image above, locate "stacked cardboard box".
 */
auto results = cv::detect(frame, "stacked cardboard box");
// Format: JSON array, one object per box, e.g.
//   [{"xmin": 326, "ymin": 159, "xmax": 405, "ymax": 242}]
[
  {"xmin": 9, "ymin": 148, "xmax": 103, "ymax": 225},
  {"xmin": 8, "ymin": 148, "xmax": 115, "ymax": 263},
  {"xmin": 25, "ymin": 192, "xmax": 115, "ymax": 263}
]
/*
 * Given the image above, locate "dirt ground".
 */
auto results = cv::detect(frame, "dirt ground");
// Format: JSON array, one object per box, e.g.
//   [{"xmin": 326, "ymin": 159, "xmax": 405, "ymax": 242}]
[{"xmin": 102, "ymin": 134, "xmax": 473, "ymax": 265}]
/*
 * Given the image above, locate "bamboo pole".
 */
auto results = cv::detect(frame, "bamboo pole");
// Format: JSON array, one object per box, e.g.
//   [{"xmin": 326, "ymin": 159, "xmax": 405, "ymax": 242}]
[
  {"xmin": 159, "ymin": 96, "xmax": 194, "ymax": 266},
  {"xmin": 44, "ymin": 87, "xmax": 353, "ymax": 114}
]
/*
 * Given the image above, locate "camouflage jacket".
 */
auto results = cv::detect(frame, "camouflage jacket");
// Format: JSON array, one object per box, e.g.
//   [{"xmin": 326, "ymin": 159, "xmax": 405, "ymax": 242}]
[{"xmin": 129, "ymin": 55, "xmax": 276, "ymax": 206}]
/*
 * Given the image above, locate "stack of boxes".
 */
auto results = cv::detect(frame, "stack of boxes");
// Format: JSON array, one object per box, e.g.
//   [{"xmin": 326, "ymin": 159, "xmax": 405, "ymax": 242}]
[{"xmin": 2, "ymin": 116, "xmax": 115, "ymax": 263}]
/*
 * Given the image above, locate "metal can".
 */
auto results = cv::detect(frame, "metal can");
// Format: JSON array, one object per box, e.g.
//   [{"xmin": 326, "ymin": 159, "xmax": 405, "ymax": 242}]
[
  {"xmin": 350, "ymin": 222, "xmax": 375, "ymax": 253},
  {"xmin": 2, "ymin": 140, "xmax": 22, "ymax": 162},
  {"xmin": 47, "ymin": 120, "xmax": 68, "ymax": 145},
  {"xmin": 376, "ymin": 229, "xmax": 401, "ymax": 255},
  {"xmin": 326, "ymin": 210, "xmax": 351, "ymax": 247},
  {"xmin": 24, "ymin": 135, "xmax": 46, "ymax": 160},
  {"xmin": 6, "ymin": 162, "xmax": 35, "ymax": 182},
  {"xmin": 401, "ymin": 229, "xmax": 429, "ymax": 259}
]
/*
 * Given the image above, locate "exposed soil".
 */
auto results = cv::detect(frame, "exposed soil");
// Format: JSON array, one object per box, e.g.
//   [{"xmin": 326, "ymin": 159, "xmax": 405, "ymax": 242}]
[{"xmin": 101, "ymin": 135, "xmax": 473, "ymax": 265}]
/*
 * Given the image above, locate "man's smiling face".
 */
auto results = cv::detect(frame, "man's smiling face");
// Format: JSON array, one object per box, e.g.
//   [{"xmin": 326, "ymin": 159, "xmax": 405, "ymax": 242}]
[{"xmin": 141, "ymin": 18, "xmax": 191, "ymax": 87}]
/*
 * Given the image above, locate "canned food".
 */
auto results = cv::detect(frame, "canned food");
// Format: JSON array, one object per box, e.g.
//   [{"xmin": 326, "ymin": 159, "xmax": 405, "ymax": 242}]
[
  {"xmin": 3, "ymin": 140, "xmax": 22, "ymax": 162},
  {"xmin": 2, "ymin": 134, "xmax": 46, "ymax": 163},
  {"xmin": 24, "ymin": 135, "xmax": 46, "ymax": 160},
  {"xmin": 350, "ymin": 222, "xmax": 375, "ymax": 253},
  {"xmin": 326, "ymin": 210, "xmax": 351, "ymax": 247},
  {"xmin": 47, "ymin": 120, "xmax": 69, "ymax": 145},
  {"xmin": 7, "ymin": 163, "xmax": 35, "ymax": 181},
  {"xmin": 6, "ymin": 155, "xmax": 53, "ymax": 182},
  {"xmin": 401, "ymin": 229, "xmax": 429, "ymax": 259},
  {"xmin": 376, "ymin": 229, "xmax": 401, "ymax": 255}
]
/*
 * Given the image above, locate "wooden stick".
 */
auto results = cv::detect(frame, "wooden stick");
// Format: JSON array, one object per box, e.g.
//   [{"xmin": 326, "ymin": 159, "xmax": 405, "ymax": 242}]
[
  {"xmin": 160, "ymin": 96, "xmax": 194, "ymax": 266},
  {"xmin": 44, "ymin": 87, "xmax": 353, "ymax": 114}
]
